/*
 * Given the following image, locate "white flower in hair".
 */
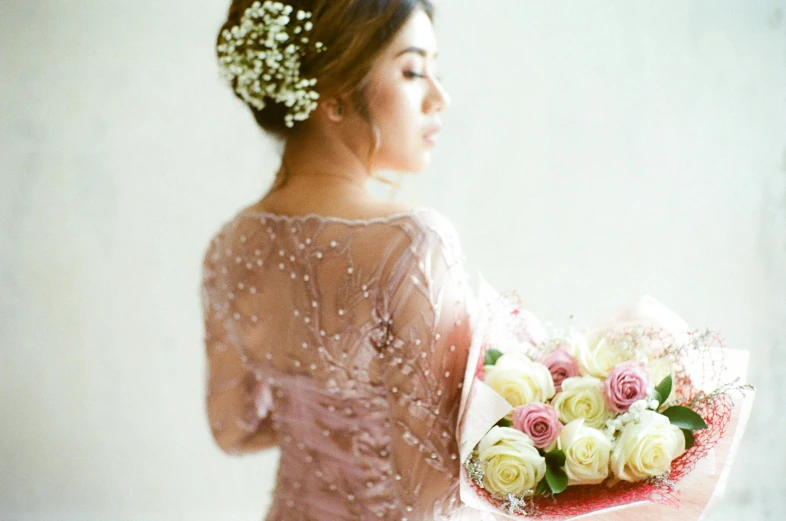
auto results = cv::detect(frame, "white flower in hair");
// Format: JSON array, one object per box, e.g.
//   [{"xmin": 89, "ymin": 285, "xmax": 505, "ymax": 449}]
[{"xmin": 216, "ymin": 0, "xmax": 326, "ymax": 127}]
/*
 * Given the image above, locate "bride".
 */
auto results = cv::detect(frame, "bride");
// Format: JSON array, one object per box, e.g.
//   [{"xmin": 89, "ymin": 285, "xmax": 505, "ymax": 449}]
[{"xmin": 201, "ymin": 1, "xmax": 479, "ymax": 519}]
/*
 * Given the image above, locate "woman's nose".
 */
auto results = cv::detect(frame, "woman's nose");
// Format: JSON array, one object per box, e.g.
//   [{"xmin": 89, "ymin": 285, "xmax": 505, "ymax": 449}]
[{"xmin": 427, "ymin": 77, "xmax": 450, "ymax": 113}]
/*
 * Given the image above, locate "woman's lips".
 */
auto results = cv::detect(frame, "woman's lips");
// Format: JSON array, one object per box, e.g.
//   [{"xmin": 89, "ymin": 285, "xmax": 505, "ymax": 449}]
[{"xmin": 424, "ymin": 127, "xmax": 440, "ymax": 144}]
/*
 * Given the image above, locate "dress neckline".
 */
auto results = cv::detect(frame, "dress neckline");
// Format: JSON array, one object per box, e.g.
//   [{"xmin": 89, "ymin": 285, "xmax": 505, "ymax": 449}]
[{"xmin": 240, "ymin": 206, "xmax": 432, "ymax": 226}]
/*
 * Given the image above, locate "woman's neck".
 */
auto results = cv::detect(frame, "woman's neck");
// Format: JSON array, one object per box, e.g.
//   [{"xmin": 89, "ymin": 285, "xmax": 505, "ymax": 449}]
[{"xmin": 278, "ymin": 127, "xmax": 375, "ymax": 193}]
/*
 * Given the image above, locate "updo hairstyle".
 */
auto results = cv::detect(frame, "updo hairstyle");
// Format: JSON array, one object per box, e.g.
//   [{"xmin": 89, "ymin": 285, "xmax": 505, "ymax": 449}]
[{"xmin": 217, "ymin": 0, "xmax": 435, "ymax": 139}]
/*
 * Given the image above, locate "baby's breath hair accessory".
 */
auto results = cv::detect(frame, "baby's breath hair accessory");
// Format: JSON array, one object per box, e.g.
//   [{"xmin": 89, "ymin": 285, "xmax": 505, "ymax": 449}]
[{"xmin": 217, "ymin": 1, "xmax": 327, "ymax": 128}]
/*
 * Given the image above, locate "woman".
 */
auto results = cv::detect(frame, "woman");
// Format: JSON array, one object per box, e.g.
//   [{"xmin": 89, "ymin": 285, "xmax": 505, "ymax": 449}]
[{"xmin": 201, "ymin": 1, "xmax": 480, "ymax": 519}]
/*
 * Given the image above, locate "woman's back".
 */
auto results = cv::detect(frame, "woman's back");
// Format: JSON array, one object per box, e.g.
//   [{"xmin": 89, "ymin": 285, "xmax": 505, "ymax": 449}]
[{"xmin": 201, "ymin": 204, "xmax": 479, "ymax": 520}]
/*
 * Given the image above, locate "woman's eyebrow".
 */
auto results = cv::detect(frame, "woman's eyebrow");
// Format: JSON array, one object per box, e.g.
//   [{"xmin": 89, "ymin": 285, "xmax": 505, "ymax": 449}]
[{"xmin": 396, "ymin": 46, "xmax": 438, "ymax": 59}]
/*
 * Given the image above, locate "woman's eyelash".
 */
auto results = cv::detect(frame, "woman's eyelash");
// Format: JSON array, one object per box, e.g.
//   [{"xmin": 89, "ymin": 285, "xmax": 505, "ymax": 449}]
[{"xmin": 404, "ymin": 71, "xmax": 443, "ymax": 82}]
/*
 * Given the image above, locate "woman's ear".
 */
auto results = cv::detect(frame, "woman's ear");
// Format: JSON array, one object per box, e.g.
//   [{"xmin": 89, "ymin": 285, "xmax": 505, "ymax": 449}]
[{"xmin": 320, "ymin": 96, "xmax": 347, "ymax": 122}]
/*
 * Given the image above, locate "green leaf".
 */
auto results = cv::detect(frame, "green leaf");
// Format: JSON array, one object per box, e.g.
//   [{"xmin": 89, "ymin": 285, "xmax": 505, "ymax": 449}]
[
  {"xmin": 682, "ymin": 428, "xmax": 695, "ymax": 449},
  {"xmin": 655, "ymin": 375, "xmax": 673, "ymax": 406},
  {"xmin": 544, "ymin": 449, "xmax": 566, "ymax": 468},
  {"xmin": 662, "ymin": 406, "xmax": 708, "ymax": 430},
  {"xmin": 484, "ymin": 348, "xmax": 503, "ymax": 366},
  {"xmin": 535, "ymin": 478, "xmax": 550, "ymax": 496},
  {"xmin": 496, "ymin": 418, "xmax": 512, "ymax": 428},
  {"xmin": 545, "ymin": 467, "xmax": 568, "ymax": 495}
]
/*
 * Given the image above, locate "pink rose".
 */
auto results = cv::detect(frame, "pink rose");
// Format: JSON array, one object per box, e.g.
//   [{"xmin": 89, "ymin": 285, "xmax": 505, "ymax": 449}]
[
  {"xmin": 511, "ymin": 403, "xmax": 563, "ymax": 449},
  {"xmin": 603, "ymin": 361, "xmax": 650, "ymax": 413},
  {"xmin": 542, "ymin": 347, "xmax": 580, "ymax": 393}
]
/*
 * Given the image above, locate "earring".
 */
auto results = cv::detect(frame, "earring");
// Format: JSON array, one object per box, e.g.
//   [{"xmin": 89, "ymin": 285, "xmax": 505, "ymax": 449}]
[{"xmin": 336, "ymin": 104, "xmax": 345, "ymax": 116}]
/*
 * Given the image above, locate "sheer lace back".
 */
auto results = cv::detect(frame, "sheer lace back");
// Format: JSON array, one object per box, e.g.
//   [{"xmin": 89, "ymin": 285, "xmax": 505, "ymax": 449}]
[{"xmin": 201, "ymin": 207, "xmax": 478, "ymax": 520}]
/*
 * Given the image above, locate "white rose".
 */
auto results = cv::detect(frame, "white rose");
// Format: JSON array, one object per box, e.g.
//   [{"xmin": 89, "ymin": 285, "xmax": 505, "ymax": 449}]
[
  {"xmin": 484, "ymin": 352, "xmax": 555, "ymax": 407},
  {"xmin": 611, "ymin": 410, "xmax": 686, "ymax": 482},
  {"xmin": 558, "ymin": 418, "xmax": 612, "ymax": 485},
  {"xmin": 552, "ymin": 375, "xmax": 612, "ymax": 429},
  {"xmin": 577, "ymin": 330, "xmax": 634, "ymax": 378},
  {"xmin": 477, "ymin": 426, "xmax": 547, "ymax": 496},
  {"xmin": 647, "ymin": 356, "xmax": 673, "ymax": 391}
]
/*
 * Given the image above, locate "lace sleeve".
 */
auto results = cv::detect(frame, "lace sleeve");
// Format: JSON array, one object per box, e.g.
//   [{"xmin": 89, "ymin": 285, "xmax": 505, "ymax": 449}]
[
  {"xmin": 201, "ymin": 235, "xmax": 277, "ymax": 455},
  {"xmin": 377, "ymin": 218, "xmax": 472, "ymax": 520}
]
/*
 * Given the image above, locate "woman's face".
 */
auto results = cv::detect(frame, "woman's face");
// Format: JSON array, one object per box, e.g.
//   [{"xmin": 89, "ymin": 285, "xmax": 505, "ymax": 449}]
[{"xmin": 364, "ymin": 9, "xmax": 450, "ymax": 173}]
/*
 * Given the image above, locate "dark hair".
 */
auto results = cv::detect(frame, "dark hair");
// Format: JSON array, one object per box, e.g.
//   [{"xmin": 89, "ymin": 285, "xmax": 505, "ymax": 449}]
[{"xmin": 217, "ymin": 0, "xmax": 436, "ymax": 189}]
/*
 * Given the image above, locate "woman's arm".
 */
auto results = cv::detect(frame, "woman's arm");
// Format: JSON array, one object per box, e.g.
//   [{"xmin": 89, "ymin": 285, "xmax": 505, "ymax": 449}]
[{"xmin": 202, "ymin": 237, "xmax": 277, "ymax": 455}]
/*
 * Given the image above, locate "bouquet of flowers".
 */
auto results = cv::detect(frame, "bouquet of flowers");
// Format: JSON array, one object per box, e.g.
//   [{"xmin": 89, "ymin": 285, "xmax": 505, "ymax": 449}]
[{"xmin": 457, "ymin": 277, "xmax": 755, "ymax": 519}]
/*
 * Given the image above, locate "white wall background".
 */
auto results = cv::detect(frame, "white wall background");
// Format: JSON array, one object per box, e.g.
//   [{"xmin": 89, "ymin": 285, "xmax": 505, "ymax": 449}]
[{"xmin": 1, "ymin": 0, "xmax": 783, "ymax": 519}]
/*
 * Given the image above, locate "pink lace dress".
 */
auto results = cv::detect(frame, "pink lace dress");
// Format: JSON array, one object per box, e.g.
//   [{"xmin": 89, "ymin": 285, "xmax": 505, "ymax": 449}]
[{"xmin": 200, "ymin": 207, "xmax": 487, "ymax": 521}]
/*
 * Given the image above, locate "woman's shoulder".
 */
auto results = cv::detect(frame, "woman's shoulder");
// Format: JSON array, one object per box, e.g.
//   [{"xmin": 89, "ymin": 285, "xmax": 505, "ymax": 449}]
[
  {"xmin": 203, "ymin": 199, "xmax": 461, "ymax": 267},
  {"xmin": 233, "ymin": 197, "xmax": 455, "ymax": 233},
  {"xmin": 240, "ymin": 196, "xmax": 418, "ymax": 222},
  {"xmin": 346, "ymin": 202, "xmax": 462, "ymax": 250}
]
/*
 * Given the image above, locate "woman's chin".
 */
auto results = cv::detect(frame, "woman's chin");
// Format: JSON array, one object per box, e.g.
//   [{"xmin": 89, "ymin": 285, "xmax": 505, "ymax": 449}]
[
  {"xmin": 391, "ymin": 158, "xmax": 430, "ymax": 174},
  {"xmin": 413, "ymin": 151, "xmax": 433, "ymax": 171}
]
